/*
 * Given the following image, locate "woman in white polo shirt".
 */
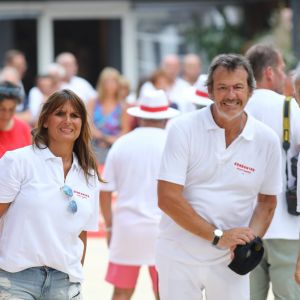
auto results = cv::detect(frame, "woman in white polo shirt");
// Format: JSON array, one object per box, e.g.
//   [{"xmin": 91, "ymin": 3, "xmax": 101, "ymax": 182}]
[{"xmin": 0, "ymin": 89, "xmax": 101, "ymax": 300}]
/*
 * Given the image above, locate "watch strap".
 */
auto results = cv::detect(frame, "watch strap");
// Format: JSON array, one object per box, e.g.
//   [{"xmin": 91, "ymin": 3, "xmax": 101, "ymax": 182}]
[{"xmin": 212, "ymin": 235, "xmax": 220, "ymax": 246}]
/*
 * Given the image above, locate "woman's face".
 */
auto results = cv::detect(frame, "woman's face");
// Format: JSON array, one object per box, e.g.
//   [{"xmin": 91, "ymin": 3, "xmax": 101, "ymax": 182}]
[
  {"xmin": 43, "ymin": 101, "xmax": 82, "ymax": 147},
  {"xmin": 0, "ymin": 99, "xmax": 17, "ymax": 130},
  {"xmin": 102, "ymin": 77, "xmax": 119, "ymax": 95},
  {"xmin": 154, "ymin": 75, "xmax": 170, "ymax": 91}
]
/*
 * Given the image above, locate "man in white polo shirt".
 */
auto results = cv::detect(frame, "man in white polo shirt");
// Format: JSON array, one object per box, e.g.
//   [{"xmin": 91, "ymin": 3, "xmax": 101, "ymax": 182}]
[
  {"xmin": 245, "ymin": 44, "xmax": 300, "ymax": 299},
  {"xmin": 56, "ymin": 52, "xmax": 96, "ymax": 104},
  {"xmin": 100, "ymin": 89, "xmax": 179, "ymax": 300},
  {"xmin": 156, "ymin": 54, "xmax": 282, "ymax": 300},
  {"xmin": 296, "ymin": 157, "xmax": 300, "ymax": 284}
]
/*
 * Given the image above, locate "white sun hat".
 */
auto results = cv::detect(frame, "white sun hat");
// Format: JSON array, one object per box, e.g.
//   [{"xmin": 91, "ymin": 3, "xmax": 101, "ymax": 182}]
[
  {"xmin": 127, "ymin": 89, "xmax": 180, "ymax": 119},
  {"xmin": 190, "ymin": 74, "xmax": 213, "ymax": 107}
]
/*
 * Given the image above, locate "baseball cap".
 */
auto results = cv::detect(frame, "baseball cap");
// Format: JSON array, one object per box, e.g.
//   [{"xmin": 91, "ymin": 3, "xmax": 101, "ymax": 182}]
[{"xmin": 228, "ymin": 237, "xmax": 264, "ymax": 275}]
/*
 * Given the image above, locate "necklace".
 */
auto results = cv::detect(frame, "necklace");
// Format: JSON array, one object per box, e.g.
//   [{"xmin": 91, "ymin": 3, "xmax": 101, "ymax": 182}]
[
  {"xmin": 238, "ymin": 115, "xmax": 245, "ymax": 135},
  {"xmin": 225, "ymin": 113, "xmax": 246, "ymax": 147}
]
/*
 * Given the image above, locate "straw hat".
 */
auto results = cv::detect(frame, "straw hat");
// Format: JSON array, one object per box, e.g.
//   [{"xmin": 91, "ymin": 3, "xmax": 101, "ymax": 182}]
[
  {"xmin": 127, "ymin": 89, "xmax": 180, "ymax": 119},
  {"xmin": 190, "ymin": 74, "xmax": 213, "ymax": 107}
]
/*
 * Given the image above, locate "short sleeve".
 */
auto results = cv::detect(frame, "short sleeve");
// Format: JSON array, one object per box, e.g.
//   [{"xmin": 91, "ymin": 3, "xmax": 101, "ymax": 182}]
[
  {"xmin": 290, "ymin": 98, "xmax": 300, "ymax": 146},
  {"xmin": 259, "ymin": 135, "xmax": 283, "ymax": 195},
  {"xmin": 100, "ymin": 147, "xmax": 117, "ymax": 192},
  {"xmin": 158, "ymin": 121, "xmax": 189, "ymax": 185},
  {"xmin": 0, "ymin": 151, "xmax": 22, "ymax": 203},
  {"xmin": 83, "ymin": 178, "xmax": 100, "ymax": 231},
  {"xmin": 297, "ymin": 154, "xmax": 300, "ymax": 212}
]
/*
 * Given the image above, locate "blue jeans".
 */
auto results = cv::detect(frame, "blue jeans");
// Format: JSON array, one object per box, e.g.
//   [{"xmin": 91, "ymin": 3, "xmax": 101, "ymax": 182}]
[{"xmin": 0, "ymin": 267, "xmax": 81, "ymax": 300}]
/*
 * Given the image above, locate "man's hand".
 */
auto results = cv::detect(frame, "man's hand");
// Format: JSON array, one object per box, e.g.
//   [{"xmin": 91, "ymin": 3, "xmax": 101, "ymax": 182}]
[
  {"xmin": 217, "ymin": 227, "xmax": 256, "ymax": 249},
  {"xmin": 295, "ymin": 271, "xmax": 300, "ymax": 285},
  {"xmin": 295, "ymin": 255, "xmax": 300, "ymax": 284}
]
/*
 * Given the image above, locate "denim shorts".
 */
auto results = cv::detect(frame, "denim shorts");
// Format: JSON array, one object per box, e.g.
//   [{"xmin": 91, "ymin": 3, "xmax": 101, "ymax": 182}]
[{"xmin": 0, "ymin": 267, "xmax": 81, "ymax": 300}]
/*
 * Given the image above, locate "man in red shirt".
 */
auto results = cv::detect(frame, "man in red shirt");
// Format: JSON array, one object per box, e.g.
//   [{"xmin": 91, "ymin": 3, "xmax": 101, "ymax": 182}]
[{"xmin": 0, "ymin": 81, "xmax": 31, "ymax": 157}]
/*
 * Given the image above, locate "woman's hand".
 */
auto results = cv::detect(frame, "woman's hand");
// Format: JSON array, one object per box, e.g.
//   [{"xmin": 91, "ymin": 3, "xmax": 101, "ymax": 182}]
[
  {"xmin": 106, "ymin": 231, "xmax": 112, "ymax": 247},
  {"xmin": 0, "ymin": 203, "xmax": 10, "ymax": 218}
]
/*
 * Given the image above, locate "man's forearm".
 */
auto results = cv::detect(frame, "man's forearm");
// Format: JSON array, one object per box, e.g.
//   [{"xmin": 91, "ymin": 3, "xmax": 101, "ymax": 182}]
[
  {"xmin": 249, "ymin": 194, "xmax": 277, "ymax": 238},
  {"xmin": 158, "ymin": 181, "xmax": 215, "ymax": 242},
  {"xmin": 158, "ymin": 181, "xmax": 260, "ymax": 249},
  {"xmin": 295, "ymin": 246, "xmax": 300, "ymax": 284}
]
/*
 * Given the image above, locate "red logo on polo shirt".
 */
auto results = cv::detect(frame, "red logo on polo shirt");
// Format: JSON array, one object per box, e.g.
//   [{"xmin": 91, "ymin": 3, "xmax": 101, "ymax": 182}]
[
  {"xmin": 74, "ymin": 190, "xmax": 90, "ymax": 199},
  {"xmin": 234, "ymin": 162, "xmax": 255, "ymax": 174}
]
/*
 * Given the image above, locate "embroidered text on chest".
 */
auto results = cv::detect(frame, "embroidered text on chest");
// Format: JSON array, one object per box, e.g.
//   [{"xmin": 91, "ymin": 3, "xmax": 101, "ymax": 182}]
[
  {"xmin": 74, "ymin": 190, "xmax": 90, "ymax": 199},
  {"xmin": 234, "ymin": 162, "xmax": 255, "ymax": 174}
]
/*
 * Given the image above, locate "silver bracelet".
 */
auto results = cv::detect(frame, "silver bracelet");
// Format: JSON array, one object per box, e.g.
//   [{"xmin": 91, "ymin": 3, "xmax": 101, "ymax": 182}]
[{"xmin": 104, "ymin": 226, "xmax": 112, "ymax": 232}]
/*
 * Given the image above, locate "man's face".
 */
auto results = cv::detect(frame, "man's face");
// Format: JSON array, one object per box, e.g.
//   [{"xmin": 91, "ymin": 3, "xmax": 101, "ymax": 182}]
[
  {"xmin": 162, "ymin": 57, "xmax": 180, "ymax": 82},
  {"xmin": 209, "ymin": 66, "xmax": 251, "ymax": 121},
  {"xmin": 11, "ymin": 54, "xmax": 27, "ymax": 78},
  {"xmin": 183, "ymin": 58, "xmax": 201, "ymax": 82},
  {"xmin": 0, "ymin": 99, "xmax": 17, "ymax": 130},
  {"xmin": 272, "ymin": 53, "xmax": 286, "ymax": 94},
  {"xmin": 59, "ymin": 56, "xmax": 78, "ymax": 81},
  {"xmin": 294, "ymin": 78, "xmax": 300, "ymax": 106},
  {"xmin": 154, "ymin": 75, "xmax": 170, "ymax": 91}
]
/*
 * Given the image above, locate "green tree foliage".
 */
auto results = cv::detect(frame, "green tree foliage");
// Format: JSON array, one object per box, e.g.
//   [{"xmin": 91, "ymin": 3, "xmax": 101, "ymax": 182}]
[
  {"xmin": 185, "ymin": 4, "xmax": 296, "ymax": 70},
  {"xmin": 186, "ymin": 7, "xmax": 246, "ymax": 62}
]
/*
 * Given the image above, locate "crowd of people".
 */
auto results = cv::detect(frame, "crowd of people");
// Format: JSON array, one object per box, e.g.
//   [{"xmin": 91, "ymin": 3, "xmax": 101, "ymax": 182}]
[{"xmin": 0, "ymin": 44, "xmax": 300, "ymax": 300}]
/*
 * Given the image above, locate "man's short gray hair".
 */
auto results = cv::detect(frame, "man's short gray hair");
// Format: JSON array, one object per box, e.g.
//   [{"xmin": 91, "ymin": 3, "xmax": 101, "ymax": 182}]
[{"xmin": 206, "ymin": 54, "xmax": 256, "ymax": 93}]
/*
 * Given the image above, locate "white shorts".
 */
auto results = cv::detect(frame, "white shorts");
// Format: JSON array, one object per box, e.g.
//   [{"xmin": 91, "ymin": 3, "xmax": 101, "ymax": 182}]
[{"xmin": 156, "ymin": 253, "xmax": 249, "ymax": 300}]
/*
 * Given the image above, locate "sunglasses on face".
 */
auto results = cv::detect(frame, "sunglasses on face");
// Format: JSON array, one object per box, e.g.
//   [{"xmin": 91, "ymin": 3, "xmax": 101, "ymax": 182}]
[{"xmin": 61, "ymin": 185, "xmax": 78, "ymax": 214}]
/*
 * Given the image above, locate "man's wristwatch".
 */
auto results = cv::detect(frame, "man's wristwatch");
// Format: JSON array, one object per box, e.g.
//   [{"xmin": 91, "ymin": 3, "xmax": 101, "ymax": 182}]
[{"xmin": 212, "ymin": 229, "xmax": 223, "ymax": 246}]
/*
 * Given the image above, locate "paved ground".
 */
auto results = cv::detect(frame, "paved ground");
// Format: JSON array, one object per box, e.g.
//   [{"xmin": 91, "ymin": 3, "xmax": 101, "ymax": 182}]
[
  {"xmin": 82, "ymin": 237, "xmax": 275, "ymax": 300},
  {"xmin": 82, "ymin": 237, "xmax": 155, "ymax": 300}
]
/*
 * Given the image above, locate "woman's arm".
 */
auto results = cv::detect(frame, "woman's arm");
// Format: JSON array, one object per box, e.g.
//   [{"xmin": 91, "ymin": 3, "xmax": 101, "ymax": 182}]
[
  {"xmin": 79, "ymin": 231, "xmax": 87, "ymax": 265},
  {"xmin": 86, "ymin": 98, "xmax": 104, "ymax": 140},
  {"xmin": 119, "ymin": 102, "xmax": 133, "ymax": 135},
  {"xmin": 0, "ymin": 203, "xmax": 10, "ymax": 218},
  {"xmin": 102, "ymin": 103, "xmax": 132, "ymax": 146},
  {"xmin": 100, "ymin": 191, "xmax": 113, "ymax": 246}
]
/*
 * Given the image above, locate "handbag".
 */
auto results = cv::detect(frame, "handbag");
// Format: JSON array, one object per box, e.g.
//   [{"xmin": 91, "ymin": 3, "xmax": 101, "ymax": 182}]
[{"xmin": 282, "ymin": 96, "xmax": 299, "ymax": 216}]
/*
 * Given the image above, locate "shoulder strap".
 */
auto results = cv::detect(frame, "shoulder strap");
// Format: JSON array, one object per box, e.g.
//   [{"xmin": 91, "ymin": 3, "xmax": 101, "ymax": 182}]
[
  {"xmin": 282, "ymin": 96, "xmax": 292, "ymax": 151},
  {"xmin": 283, "ymin": 96, "xmax": 292, "ymax": 188}
]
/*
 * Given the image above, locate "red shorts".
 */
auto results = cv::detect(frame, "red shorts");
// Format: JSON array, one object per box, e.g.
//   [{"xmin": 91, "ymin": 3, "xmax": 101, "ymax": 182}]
[{"xmin": 105, "ymin": 262, "xmax": 158, "ymax": 294}]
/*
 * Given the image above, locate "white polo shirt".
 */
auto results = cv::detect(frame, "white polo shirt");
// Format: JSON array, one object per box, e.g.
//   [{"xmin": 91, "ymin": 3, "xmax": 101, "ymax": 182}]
[
  {"xmin": 28, "ymin": 87, "xmax": 45, "ymax": 123},
  {"xmin": 157, "ymin": 106, "xmax": 282, "ymax": 265},
  {"xmin": 297, "ymin": 154, "xmax": 300, "ymax": 212},
  {"xmin": 61, "ymin": 76, "xmax": 97, "ymax": 104},
  {"xmin": 0, "ymin": 145, "xmax": 100, "ymax": 283},
  {"xmin": 246, "ymin": 89, "xmax": 300, "ymax": 239},
  {"xmin": 139, "ymin": 79, "xmax": 195, "ymax": 113},
  {"xmin": 101, "ymin": 127, "xmax": 166, "ymax": 265}
]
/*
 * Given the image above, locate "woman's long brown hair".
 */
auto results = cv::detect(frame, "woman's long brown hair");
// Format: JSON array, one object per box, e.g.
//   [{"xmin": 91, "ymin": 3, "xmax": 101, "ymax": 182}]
[{"xmin": 32, "ymin": 89, "xmax": 103, "ymax": 182}]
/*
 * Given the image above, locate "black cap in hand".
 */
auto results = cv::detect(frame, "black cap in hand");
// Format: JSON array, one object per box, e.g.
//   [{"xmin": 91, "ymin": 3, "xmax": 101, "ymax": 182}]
[{"xmin": 228, "ymin": 236, "xmax": 264, "ymax": 275}]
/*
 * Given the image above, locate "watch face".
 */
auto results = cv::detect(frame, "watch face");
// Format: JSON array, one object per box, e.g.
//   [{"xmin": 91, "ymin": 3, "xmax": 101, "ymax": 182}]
[{"xmin": 214, "ymin": 229, "xmax": 223, "ymax": 237}]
